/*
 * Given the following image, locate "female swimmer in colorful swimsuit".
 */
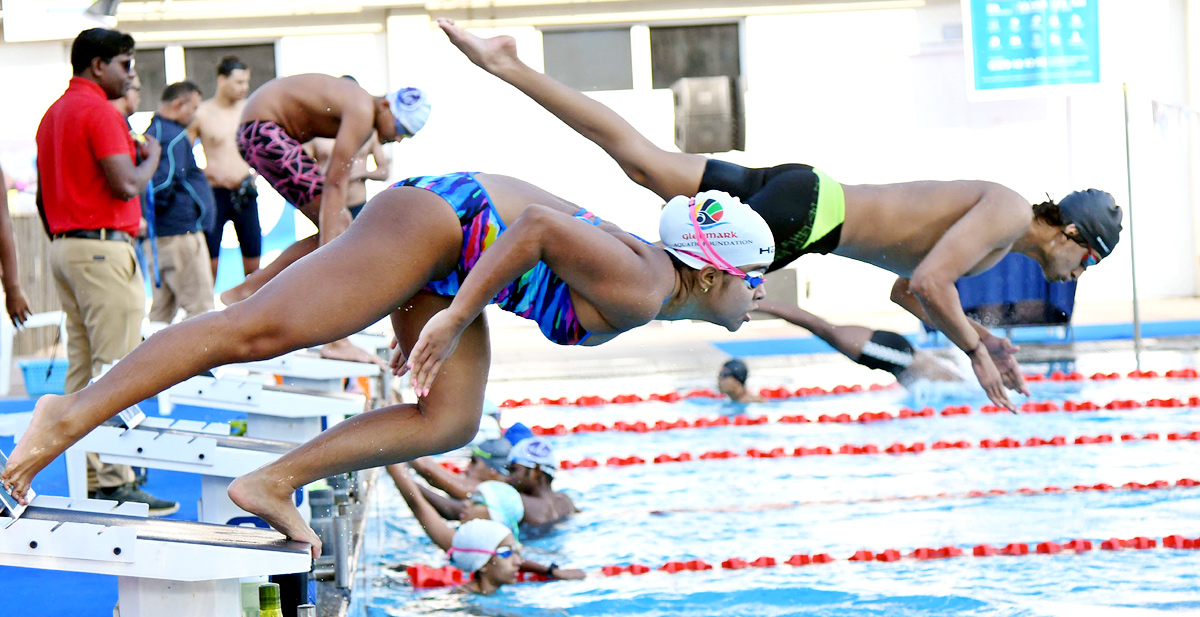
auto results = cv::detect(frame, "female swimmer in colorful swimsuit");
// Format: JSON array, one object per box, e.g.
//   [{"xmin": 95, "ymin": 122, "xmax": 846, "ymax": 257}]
[{"xmin": 2, "ymin": 173, "xmax": 773, "ymax": 558}]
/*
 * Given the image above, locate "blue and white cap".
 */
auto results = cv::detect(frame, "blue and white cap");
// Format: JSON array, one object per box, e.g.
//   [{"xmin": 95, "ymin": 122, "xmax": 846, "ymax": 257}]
[
  {"xmin": 507, "ymin": 436, "xmax": 557, "ymax": 478},
  {"xmin": 385, "ymin": 87, "xmax": 431, "ymax": 137}
]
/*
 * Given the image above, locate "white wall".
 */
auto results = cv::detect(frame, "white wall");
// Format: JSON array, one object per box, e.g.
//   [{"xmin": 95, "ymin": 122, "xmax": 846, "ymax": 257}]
[
  {"xmin": 0, "ymin": 39, "xmax": 72, "ymax": 199},
  {"xmin": 383, "ymin": 1, "xmax": 1197, "ymax": 316}
]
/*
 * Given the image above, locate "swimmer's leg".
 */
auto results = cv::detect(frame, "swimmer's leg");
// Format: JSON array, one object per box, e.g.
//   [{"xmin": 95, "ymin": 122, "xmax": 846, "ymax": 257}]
[
  {"xmin": 229, "ymin": 291, "xmax": 489, "ymax": 558},
  {"xmin": 438, "ymin": 18, "xmax": 706, "ymax": 201},
  {"xmin": 1, "ymin": 188, "xmax": 461, "ymax": 506}
]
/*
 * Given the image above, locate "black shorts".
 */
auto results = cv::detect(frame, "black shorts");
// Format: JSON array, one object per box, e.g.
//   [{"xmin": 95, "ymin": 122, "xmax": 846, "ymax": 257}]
[
  {"xmin": 856, "ymin": 330, "xmax": 915, "ymax": 376},
  {"xmin": 207, "ymin": 186, "xmax": 262, "ymax": 258},
  {"xmin": 699, "ymin": 159, "xmax": 844, "ymax": 272}
]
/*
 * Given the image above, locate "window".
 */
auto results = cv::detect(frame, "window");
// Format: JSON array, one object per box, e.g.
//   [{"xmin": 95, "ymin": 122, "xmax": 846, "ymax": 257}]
[
  {"xmin": 133, "ymin": 49, "xmax": 166, "ymax": 112},
  {"xmin": 542, "ymin": 28, "xmax": 633, "ymax": 92},
  {"xmin": 183, "ymin": 44, "xmax": 276, "ymax": 101},
  {"xmin": 650, "ymin": 23, "xmax": 740, "ymax": 89}
]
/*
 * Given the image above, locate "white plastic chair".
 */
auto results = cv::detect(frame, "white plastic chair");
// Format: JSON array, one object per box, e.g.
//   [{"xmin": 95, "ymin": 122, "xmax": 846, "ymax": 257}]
[{"xmin": 0, "ymin": 311, "xmax": 68, "ymax": 396}]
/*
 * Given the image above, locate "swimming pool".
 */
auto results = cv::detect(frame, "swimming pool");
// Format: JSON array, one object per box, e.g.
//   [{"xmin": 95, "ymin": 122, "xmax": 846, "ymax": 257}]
[{"xmin": 350, "ymin": 364, "xmax": 1200, "ymax": 616}]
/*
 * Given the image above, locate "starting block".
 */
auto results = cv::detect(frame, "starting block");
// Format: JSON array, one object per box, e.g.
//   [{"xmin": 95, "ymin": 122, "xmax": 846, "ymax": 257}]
[
  {"xmin": 159, "ymin": 373, "xmax": 365, "ymax": 443},
  {"xmin": 17, "ymin": 410, "xmax": 302, "ymax": 527},
  {"xmin": 0, "ymin": 494, "xmax": 309, "ymax": 617},
  {"xmin": 225, "ymin": 352, "xmax": 380, "ymax": 394}
]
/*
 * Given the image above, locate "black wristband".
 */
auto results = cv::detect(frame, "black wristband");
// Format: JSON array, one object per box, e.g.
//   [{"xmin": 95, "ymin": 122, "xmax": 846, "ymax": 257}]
[{"xmin": 547, "ymin": 563, "xmax": 559, "ymax": 577}]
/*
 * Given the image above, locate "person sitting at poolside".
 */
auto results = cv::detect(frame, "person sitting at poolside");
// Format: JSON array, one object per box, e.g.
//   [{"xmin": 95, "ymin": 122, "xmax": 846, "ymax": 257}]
[
  {"xmin": 3, "ymin": 173, "xmax": 772, "ymax": 557},
  {"xmin": 505, "ymin": 437, "xmax": 577, "ymax": 526},
  {"xmin": 437, "ymin": 18, "xmax": 1123, "ymax": 413},
  {"xmin": 755, "ymin": 300, "xmax": 963, "ymax": 387},
  {"xmin": 387, "ymin": 463, "xmax": 584, "ymax": 592},
  {"xmin": 409, "ymin": 437, "xmax": 512, "ymax": 501},
  {"xmin": 717, "ymin": 359, "xmax": 766, "ymax": 404}
]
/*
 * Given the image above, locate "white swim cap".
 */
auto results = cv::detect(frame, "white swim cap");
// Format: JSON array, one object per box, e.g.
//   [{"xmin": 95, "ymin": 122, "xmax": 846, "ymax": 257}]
[
  {"xmin": 507, "ymin": 436, "xmax": 557, "ymax": 478},
  {"xmin": 448, "ymin": 519, "xmax": 512, "ymax": 573},
  {"xmin": 386, "ymin": 87, "xmax": 431, "ymax": 137},
  {"xmin": 659, "ymin": 190, "xmax": 775, "ymax": 271}
]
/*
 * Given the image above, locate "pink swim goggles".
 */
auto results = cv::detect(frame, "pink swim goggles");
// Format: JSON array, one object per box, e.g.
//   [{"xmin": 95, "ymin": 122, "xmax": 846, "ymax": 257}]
[{"xmin": 673, "ymin": 197, "xmax": 765, "ymax": 290}]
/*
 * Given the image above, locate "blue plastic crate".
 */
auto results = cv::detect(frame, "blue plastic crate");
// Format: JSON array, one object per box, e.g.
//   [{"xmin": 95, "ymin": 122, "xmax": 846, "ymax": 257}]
[{"xmin": 18, "ymin": 358, "xmax": 69, "ymax": 397}]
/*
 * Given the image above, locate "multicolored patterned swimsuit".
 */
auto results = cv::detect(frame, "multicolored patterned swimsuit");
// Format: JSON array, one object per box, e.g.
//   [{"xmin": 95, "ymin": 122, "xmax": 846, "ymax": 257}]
[
  {"xmin": 236, "ymin": 120, "xmax": 324, "ymax": 208},
  {"xmin": 393, "ymin": 172, "xmax": 594, "ymax": 346}
]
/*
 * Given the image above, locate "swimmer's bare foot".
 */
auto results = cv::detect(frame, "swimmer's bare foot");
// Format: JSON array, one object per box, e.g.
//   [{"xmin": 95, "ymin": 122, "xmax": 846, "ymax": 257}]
[
  {"xmin": 437, "ymin": 18, "xmax": 521, "ymax": 76},
  {"xmin": 229, "ymin": 472, "xmax": 322, "ymax": 560},
  {"xmin": 320, "ymin": 338, "xmax": 388, "ymax": 370},
  {"xmin": 1, "ymin": 394, "xmax": 76, "ymax": 505}
]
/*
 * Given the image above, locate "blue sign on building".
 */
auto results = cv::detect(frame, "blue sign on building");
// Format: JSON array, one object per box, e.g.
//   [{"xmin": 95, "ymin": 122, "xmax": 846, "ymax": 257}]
[{"xmin": 965, "ymin": 0, "xmax": 1100, "ymax": 92}]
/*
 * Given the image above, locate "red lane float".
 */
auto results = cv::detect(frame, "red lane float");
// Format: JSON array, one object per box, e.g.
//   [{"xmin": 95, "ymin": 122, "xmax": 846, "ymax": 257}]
[
  {"xmin": 410, "ymin": 533, "xmax": 1200, "ymax": 586},
  {"xmin": 529, "ymin": 394, "xmax": 1200, "ymax": 437},
  {"xmin": 502, "ymin": 368, "xmax": 1200, "ymax": 409},
  {"xmin": 557, "ymin": 432, "xmax": 1198, "ymax": 471}
]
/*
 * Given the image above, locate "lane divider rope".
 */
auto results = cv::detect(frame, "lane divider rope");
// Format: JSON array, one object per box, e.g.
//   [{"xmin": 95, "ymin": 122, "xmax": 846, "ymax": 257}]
[
  {"xmin": 553, "ymin": 430, "xmax": 1200, "ymax": 470},
  {"xmin": 501, "ymin": 368, "xmax": 1199, "ymax": 410},
  {"xmin": 406, "ymin": 533, "xmax": 1200, "ymax": 587},
  {"xmin": 631, "ymin": 477, "xmax": 1200, "ymax": 514},
  {"xmin": 527, "ymin": 395, "xmax": 1200, "ymax": 438}
]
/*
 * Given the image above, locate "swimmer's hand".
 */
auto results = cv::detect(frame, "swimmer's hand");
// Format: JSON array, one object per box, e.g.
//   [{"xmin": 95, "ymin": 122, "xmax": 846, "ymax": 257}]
[
  {"xmin": 389, "ymin": 337, "xmax": 409, "ymax": 378},
  {"xmin": 553, "ymin": 568, "xmax": 586, "ymax": 580},
  {"xmin": 969, "ymin": 346, "xmax": 1015, "ymax": 412},
  {"xmin": 409, "ymin": 309, "xmax": 469, "ymax": 398},
  {"xmin": 981, "ymin": 332, "xmax": 1029, "ymax": 398}
]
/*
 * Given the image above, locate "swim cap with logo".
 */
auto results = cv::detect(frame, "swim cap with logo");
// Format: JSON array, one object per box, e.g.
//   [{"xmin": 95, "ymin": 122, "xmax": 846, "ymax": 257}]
[{"xmin": 659, "ymin": 190, "xmax": 775, "ymax": 271}]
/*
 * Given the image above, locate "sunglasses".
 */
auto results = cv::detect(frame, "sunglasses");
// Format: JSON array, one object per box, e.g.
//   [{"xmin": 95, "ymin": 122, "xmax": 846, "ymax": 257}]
[{"xmin": 1081, "ymin": 247, "xmax": 1100, "ymax": 269}]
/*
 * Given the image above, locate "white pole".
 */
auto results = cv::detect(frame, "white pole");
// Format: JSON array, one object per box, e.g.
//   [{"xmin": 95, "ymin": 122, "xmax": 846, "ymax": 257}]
[{"xmin": 1122, "ymin": 83, "xmax": 1143, "ymax": 370}]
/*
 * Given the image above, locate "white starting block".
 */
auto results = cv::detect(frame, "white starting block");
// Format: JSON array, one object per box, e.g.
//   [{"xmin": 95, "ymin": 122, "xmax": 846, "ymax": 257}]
[
  {"xmin": 225, "ymin": 351, "xmax": 380, "ymax": 394},
  {"xmin": 0, "ymin": 494, "xmax": 309, "ymax": 617},
  {"xmin": 42, "ymin": 415, "xmax": 301, "ymax": 527},
  {"xmin": 159, "ymin": 374, "xmax": 365, "ymax": 443}
]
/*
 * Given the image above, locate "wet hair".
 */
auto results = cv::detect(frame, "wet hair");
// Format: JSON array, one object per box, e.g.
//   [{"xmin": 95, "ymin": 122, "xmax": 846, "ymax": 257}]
[
  {"xmin": 217, "ymin": 56, "xmax": 248, "ymax": 77},
  {"xmin": 1032, "ymin": 197, "xmax": 1088, "ymax": 247},
  {"xmin": 340, "ymin": 74, "xmax": 359, "ymax": 83},
  {"xmin": 71, "ymin": 28, "xmax": 135, "ymax": 75},
  {"xmin": 161, "ymin": 80, "xmax": 202, "ymax": 103},
  {"xmin": 720, "ymin": 359, "xmax": 749, "ymax": 384}
]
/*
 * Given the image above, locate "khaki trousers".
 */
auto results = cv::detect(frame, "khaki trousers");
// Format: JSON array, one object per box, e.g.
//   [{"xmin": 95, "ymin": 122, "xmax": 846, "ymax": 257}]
[
  {"xmin": 49, "ymin": 238, "xmax": 143, "ymax": 490},
  {"xmin": 147, "ymin": 232, "xmax": 215, "ymax": 323}
]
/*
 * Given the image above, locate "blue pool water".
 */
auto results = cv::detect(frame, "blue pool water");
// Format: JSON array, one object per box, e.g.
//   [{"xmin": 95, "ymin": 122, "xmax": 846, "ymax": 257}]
[{"xmin": 350, "ymin": 377, "xmax": 1200, "ymax": 616}]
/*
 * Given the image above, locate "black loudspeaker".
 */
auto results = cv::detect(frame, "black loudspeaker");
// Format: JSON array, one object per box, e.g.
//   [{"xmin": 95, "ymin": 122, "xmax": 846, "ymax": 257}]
[{"xmin": 670, "ymin": 75, "xmax": 745, "ymax": 154}]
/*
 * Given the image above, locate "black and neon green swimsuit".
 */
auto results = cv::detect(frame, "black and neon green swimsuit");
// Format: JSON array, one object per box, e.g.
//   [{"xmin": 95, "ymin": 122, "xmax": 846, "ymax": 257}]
[{"xmin": 699, "ymin": 160, "xmax": 845, "ymax": 273}]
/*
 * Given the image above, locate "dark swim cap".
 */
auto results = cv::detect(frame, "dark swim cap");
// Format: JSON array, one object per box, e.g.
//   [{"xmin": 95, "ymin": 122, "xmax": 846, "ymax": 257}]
[
  {"xmin": 720, "ymin": 359, "xmax": 749, "ymax": 384},
  {"xmin": 1058, "ymin": 189, "xmax": 1122, "ymax": 258}
]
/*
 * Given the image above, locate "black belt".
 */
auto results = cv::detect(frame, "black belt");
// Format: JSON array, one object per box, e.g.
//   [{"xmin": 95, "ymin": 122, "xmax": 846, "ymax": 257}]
[{"xmin": 52, "ymin": 229, "xmax": 133, "ymax": 242}]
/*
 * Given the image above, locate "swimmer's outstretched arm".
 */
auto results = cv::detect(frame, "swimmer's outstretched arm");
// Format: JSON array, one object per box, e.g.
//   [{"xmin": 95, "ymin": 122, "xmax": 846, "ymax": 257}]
[
  {"xmin": 387, "ymin": 463, "xmax": 456, "ymax": 551},
  {"xmin": 408, "ymin": 205, "xmax": 671, "ymax": 395},
  {"xmin": 755, "ymin": 300, "xmax": 872, "ymax": 360},
  {"xmin": 410, "ymin": 456, "xmax": 475, "ymax": 500},
  {"xmin": 892, "ymin": 185, "xmax": 1032, "ymax": 410},
  {"xmin": 417, "ymin": 483, "xmax": 467, "ymax": 521},
  {"xmin": 437, "ymin": 18, "xmax": 705, "ymax": 201}
]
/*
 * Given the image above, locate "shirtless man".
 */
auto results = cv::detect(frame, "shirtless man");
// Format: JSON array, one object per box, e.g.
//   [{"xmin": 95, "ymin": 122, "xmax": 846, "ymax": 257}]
[
  {"xmin": 755, "ymin": 300, "xmax": 963, "ymax": 387},
  {"xmin": 219, "ymin": 75, "xmax": 428, "ymax": 307},
  {"xmin": 304, "ymin": 134, "xmax": 389, "ymax": 219},
  {"xmin": 438, "ymin": 18, "xmax": 1123, "ymax": 411},
  {"xmin": 304, "ymin": 76, "xmax": 391, "ymax": 218},
  {"xmin": 505, "ymin": 437, "xmax": 577, "ymax": 526},
  {"xmin": 191, "ymin": 56, "xmax": 260, "ymax": 279}
]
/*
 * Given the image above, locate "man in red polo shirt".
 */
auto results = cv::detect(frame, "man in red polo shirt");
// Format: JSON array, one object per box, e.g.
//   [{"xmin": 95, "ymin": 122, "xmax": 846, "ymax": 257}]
[{"xmin": 35, "ymin": 27, "xmax": 177, "ymax": 516}]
